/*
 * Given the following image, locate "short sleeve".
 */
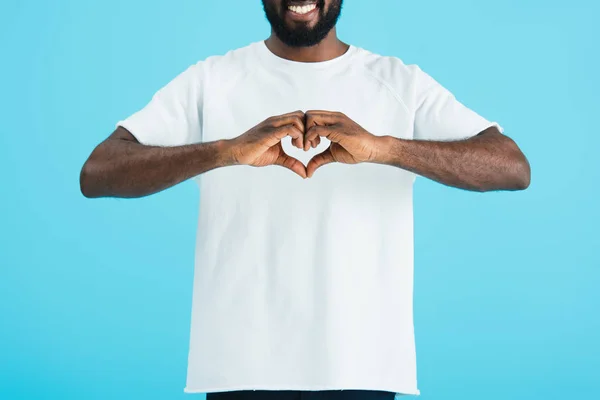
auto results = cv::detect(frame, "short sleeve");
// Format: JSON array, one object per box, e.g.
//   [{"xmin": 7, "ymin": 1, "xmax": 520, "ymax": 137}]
[
  {"xmin": 116, "ymin": 62, "xmax": 204, "ymax": 147},
  {"xmin": 413, "ymin": 67, "xmax": 502, "ymax": 141}
]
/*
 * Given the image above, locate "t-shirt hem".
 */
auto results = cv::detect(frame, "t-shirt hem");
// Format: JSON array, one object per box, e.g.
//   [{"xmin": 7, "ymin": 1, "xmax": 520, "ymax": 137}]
[{"xmin": 183, "ymin": 385, "xmax": 420, "ymax": 396}]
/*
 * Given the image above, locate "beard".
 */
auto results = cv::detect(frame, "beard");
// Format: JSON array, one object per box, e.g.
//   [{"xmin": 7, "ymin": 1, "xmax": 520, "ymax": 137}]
[{"xmin": 262, "ymin": 0, "xmax": 343, "ymax": 47}]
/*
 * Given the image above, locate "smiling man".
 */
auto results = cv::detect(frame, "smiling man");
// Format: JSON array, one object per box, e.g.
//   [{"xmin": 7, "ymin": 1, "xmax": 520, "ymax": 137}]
[{"xmin": 80, "ymin": 1, "xmax": 530, "ymax": 399}]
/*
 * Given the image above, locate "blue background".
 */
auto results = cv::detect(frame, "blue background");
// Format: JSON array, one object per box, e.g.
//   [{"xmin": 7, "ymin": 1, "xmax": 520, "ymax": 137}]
[{"xmin": 1, "ymin": 0, "xmax": 598, "ymax": 399}]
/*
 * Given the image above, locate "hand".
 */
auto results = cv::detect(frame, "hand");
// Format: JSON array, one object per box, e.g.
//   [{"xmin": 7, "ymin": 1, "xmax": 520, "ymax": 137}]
[
  {"xmin": 228, "ymin": 111, "xmax": 307, "ymax": 178},
  {"xmin": 304, "ymin": 110, "xmax": 381, "ymax": 177}
]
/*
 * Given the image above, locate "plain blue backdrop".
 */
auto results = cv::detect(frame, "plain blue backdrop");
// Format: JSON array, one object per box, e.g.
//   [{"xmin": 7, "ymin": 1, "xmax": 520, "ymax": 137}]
[{"xmin": 1, "ymin": 0, "xmax": 598, "ymax": 399}]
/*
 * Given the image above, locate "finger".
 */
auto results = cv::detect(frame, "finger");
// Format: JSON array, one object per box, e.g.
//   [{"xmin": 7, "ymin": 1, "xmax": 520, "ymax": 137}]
[
  {"xmin": 269, "ymin": 111, "xmax": 304, "ymax": 149},
  {"xmin": 306, "ymin": 147, "xmax": 336, "ymax": 178},
  {"xmin": 292, "ymin": 135, "xmax": 303, "ymax": 149},
  {"xmin": 275, "ymin": 151, "xmax": 307, "ymax": 179},
  {"xmin": 305, "ymin": 110, "xmax": 343, "ymax": 130},
  {"xmin": 266, "ymin": 125, "xmax": 304, "ymax": 148},
  {"xmin": 305, "ymin": 133, "xmax": 319, "ymax": 150},
  {"xmin": 305, "ymin": 125, "xmax": 343, "ymax": 150},
  {"xmin": 304, "ymin": 111, "xmax": 344, "ymax": 150},
  {"xmin": 310, "ymin": 135, "xmax": 320, "ymax": 149},
  {"xmin": 268, "ymin": 110, "xmax": 305, "ymax": 137},
  {"xmin": 304, "ymin": 126, "xmax": 330, "ymax": 150}
]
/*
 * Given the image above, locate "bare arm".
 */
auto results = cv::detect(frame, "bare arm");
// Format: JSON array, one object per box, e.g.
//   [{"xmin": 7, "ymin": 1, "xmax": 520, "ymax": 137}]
[
  {"xmin": 304, "ymin": 111, "xmax": 530, "ymax": 192},
  {"xmin": 375, "ymin": 126, "xmax": 531, "ymax": 192},
  {"xmin": 80, "ymin": 111, "xmax": 308, "ymax": 198},
  {"xmin": 79, "ymin": 127, "xmax": 232, "ymax": 198}
]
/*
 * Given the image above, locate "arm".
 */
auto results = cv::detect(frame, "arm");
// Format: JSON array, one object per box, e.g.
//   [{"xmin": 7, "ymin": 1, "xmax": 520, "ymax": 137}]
[
  {"xmin": 79, "ymin": 127, "xmax": 232, "ymax": 198},
  {"xmin": 375, "ymin": 64, "xmax": 529, "ymax": 191},
  {"xmin": 80, "ymin": 112, "xmax": 308, "ymax": 198},
  {"xmin": 375, "ymin": 126, "xmax": 531, "ymax": 192},
  {"xmin": 304, "ymin": 111, "xmax": 530, "ymax": 192},
  {"xmin": 80, "ymin": 62, "xmax": 234, "ymax": 199}
]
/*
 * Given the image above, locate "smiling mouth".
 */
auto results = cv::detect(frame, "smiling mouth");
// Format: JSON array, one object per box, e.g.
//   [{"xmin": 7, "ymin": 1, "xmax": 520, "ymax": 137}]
[{"xmin": 287, "ymin": 1, "xmax": 318, "ymax": 15}]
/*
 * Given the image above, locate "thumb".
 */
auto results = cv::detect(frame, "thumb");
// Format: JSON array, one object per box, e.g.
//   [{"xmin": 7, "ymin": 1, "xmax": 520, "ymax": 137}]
[
  {"xmin": 274, "ymin": 149, "xmax": 307, "ymax": 179},
  {"xmin": 306, "ymin": 147, "xmax": 335, "ymax": 178}
]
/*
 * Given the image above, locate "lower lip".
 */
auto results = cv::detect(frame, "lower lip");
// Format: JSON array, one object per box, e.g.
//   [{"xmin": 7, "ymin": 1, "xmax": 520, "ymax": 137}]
[{"xmin": 286, "ymin": 6, "xmax": 319, "ymax": 21}]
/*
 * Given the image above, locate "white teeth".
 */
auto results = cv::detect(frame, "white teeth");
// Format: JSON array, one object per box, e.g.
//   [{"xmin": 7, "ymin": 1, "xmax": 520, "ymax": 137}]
[{"xmin": 288, "ymin": 3, "xmax": 317, "ymax": 15}]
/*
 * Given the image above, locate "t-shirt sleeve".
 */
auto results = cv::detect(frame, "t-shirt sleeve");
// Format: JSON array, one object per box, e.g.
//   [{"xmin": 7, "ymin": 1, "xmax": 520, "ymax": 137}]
[
  {"xmin": 413, "ymin": 67, "xmax": 502, "ymax": 141},
  {"xmin": 116, "ymin": 62, "xmax": 204, "ymax": 147}
]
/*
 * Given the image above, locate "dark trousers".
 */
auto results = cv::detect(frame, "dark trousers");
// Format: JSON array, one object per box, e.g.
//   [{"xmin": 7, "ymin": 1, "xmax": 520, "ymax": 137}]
[{"xmin": 206, "ymin": 390, "xmax": 396, "ymax": 400}]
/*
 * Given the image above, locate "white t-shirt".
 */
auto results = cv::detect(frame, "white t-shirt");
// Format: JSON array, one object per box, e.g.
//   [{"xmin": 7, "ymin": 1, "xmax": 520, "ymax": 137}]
[{"xmin": 117, "ymin": 40, "xmax": 500, "ymax": 397}]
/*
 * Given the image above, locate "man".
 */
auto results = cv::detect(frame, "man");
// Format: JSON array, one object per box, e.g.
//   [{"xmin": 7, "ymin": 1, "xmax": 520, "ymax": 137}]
[{"xmin": 80, "ymin": 0, "xmax": 530, "ymax": 399}]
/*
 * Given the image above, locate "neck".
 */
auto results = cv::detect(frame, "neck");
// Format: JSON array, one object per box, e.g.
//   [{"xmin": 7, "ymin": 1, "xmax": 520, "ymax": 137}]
[{"xmin": 264, "ymin": 28, "xmax": 349, "ymax": 63}]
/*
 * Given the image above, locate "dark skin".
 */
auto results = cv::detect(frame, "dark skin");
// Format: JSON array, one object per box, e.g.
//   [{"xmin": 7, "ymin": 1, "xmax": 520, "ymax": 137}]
[
  {"xmin": 80, "ymin": 0, "xmax": 530, "ymax": 198},
  {"xmin": 80, "ymin": 112, "xmax": 308, "ymax": 198},
  {"xmin": 303, "ymin": 110, "xmax": 530, "ymax": 190}
]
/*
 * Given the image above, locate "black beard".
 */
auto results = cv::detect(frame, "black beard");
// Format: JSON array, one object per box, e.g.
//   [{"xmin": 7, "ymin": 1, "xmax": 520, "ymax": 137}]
[{"xmin": 262, "ymin": 0, "xmax": 343, "ymax": 47}]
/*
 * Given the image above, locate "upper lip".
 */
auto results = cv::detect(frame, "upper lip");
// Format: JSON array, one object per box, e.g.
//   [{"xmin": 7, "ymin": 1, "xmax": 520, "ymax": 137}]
[{"xmin": 287, "ymin": 1, "xmax": 318, "ymax": 6}]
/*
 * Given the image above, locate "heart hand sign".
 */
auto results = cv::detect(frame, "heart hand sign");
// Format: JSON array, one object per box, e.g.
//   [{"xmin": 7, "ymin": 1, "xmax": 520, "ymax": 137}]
[{"xmin": 226, "ymin": 110, "xmax": 382, "ymax": 178}]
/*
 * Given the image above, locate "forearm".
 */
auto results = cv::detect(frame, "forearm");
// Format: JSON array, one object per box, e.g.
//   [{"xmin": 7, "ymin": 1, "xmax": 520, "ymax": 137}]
[
  {"xmin": 374, "ymin": 127, "xmax": 531, "ymax": 192},
  {"xmin": 80, "ymin": 135, "xmax": 234, "ymax": 198}
]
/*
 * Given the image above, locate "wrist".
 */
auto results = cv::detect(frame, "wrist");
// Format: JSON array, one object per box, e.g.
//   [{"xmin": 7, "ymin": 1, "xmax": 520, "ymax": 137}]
[
  {"xmin": 371, "ymin": 135, "xmax": 402, "ymax": 165},
  {"xmin": 214, "ymin": 138, "xmax": 240, "ymax": 167}
]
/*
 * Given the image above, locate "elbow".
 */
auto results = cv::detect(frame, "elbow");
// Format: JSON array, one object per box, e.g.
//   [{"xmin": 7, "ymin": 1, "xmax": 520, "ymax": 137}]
[
  {"xmin": 514, "ymin": 158, "xmax": 531, "ymax": 190},
  {"xmin": 79, "ymin": 156, "xmax": 103, "ymax": 198},
  {"xmin": 477, "ymin": 131, "xmax": 530, "ymax": 192},
  {"xmin": 506, "ymin": 143, "xmax": 531, "ymax": 191},
  {"xmin": 79, "ymin": 162, "xmax": 96, "ymax": 198},
  {"xmin": 496, "ymin": 135, "xmax": 530, "ymax": 191},
  {"xmin": 480, "ymin": 139, "xmax": 530, "ymax": 192}
]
